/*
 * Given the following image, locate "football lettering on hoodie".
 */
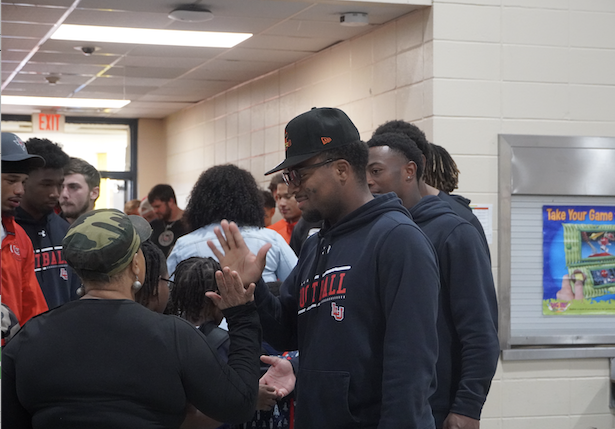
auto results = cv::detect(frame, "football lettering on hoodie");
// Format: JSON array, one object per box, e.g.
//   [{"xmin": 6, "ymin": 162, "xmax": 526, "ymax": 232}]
[
  {"xmin": 298, "ymin": 265, "xmax": 350, "ymax": 314},
  {"xmin": 33, "ymin": 245, "xmax": 67, "ymax": 274}
]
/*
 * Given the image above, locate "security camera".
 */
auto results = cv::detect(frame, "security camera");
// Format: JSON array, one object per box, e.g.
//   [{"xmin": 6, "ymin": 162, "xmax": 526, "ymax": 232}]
[{"xmin": 81, "ymin": 46, "xmax": 96, "ymax": 56}]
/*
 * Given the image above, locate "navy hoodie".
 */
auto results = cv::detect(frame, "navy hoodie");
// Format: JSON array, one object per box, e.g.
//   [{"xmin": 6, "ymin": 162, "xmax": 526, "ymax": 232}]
[
  {"xmin": 410, "ymin": 196, "xmax": 499, "ymax": 428},
  {"xmin": 438, "ymin": 191, "xmax": 490, "ymax": 260},
  {"xmin": 255, "ymin": 193, "xmax": 440, "ymax": 429},
  {"xmin": 15, "ymin": 207, "xmax": 81, "ymax": 309}
]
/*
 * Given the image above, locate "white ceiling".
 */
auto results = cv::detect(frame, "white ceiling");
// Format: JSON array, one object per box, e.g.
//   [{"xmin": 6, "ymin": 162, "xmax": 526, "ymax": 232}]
[{"xmin": 1, "ymin": 0, "xmax": 424, "ymax": 119}]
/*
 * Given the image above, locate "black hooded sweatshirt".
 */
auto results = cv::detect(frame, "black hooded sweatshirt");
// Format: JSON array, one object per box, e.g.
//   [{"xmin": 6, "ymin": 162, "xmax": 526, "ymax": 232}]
[
  {"xmin": 438, "ymin": 191, "xmax": 490, "ymax": 260},
  {"xmin": 15, "ymin": 207, "xmax": 81, "ymax": 309},
  {"xmin": 255, "ymin": 193, "xmax": 440, "ymax": 429},
  {"xmin": 410, "ymin": 196, "xmax": 499, "ymax": 428}
]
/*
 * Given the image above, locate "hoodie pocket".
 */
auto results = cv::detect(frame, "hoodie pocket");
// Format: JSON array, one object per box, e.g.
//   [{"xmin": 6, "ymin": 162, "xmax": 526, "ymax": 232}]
[{"xmin": 295, "ymin": 369, "xmax": 360, "ymax": 428}]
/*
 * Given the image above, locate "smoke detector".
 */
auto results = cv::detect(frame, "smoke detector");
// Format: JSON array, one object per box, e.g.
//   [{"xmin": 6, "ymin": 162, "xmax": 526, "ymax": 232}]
[
  {"xmin": 168, "ymin": 6, "xmax": 214, "ymax": 22},
  {"xmin": 340, "ymin": 12, "xmax": 369, "ymax": 27},
  {"xmin": 45, "ymin": 75, "xmax": 60, "ymax": 85}
]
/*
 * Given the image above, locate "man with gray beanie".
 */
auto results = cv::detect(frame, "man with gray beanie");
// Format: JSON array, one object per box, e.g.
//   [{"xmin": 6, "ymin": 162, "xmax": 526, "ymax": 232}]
[
  {"xmin": 1, "ymin": 132, "xmax": 48, "ymax": 327},
  {"xmin": 207, "ymin": 107, "xmax": 441, "ymax": 429}
]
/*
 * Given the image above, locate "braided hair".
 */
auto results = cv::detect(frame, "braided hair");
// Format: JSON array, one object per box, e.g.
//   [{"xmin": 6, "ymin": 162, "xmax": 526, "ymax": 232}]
[
  {"xmin": 170, "ymin": 257, "xmax": 221, "ymax": 324},
  {"xmin": 423, "ymin": 143, "xmax": 459, "ymax": 194},
  {"xmin": 135, "ymin": 240, "xmax": 167, "ymax": 308}
]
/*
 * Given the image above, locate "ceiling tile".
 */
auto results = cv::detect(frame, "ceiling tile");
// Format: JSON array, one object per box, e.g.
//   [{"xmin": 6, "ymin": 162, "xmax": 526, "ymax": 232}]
[
  {"xmin": 220, "ymin": 47, "xmax": 306, "ymax": 63},
  {"xmin": 22, "ymin": 62, "xmax": 107, "ymax": 76},
  {"xmin": 1, "ymin": 37, "xmax": 41, "ymax": 51},
  {"xmin": 104, "ymin": 66, "xmax": 188, "ymax": 79},
  {"xmin": 115, "ymin": 56, "xmax": 211, "ymax": 69},
  {"xmin": 0, "ymin": 0, "xmax": 425, "ymax": 118},
  {"xmin": 1, "ymin": 4, "xmax": 70, "ymax": 24},
  {"xmin": 1, "ymin": 22, "xmax": 55, "ymax": 38}
]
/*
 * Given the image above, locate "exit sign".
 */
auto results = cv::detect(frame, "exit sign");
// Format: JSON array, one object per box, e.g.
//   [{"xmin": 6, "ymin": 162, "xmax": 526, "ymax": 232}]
[{"xmin": 32, "ymin": 113, "xmax": 65, "ymax": 133}]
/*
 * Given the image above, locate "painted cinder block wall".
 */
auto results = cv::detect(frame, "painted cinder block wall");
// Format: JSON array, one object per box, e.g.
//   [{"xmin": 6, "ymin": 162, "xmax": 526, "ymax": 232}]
[{"xmin": 162, "ymin": 2, "xmax": 615, "ymax": 427}]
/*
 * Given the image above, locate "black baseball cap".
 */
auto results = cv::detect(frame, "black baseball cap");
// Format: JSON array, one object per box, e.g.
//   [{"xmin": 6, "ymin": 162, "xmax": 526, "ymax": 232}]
[
  {"xmin": 1, "ymin": 132, "xmax": 45, "ymax": 173},
  {"xmin": 265, "ymin": 107, "xmax": 360, "ymax": 175}
]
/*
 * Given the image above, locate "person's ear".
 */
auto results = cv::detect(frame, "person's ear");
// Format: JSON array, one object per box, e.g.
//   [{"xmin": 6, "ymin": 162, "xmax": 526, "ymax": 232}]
[
  {"xmin": 90, "ymin": 186, "xmax": 100, "ymax": 202},
  {"xmin": 131, "ymin": 251, "xmax": 142, "ymax": 278},
  {"xmin": 334, "ymin": 159, "xmax": 351, "ymax": 182},
  {"xmin": 404, "ymin": 161, "xmax": 418, "ymax": 182}
]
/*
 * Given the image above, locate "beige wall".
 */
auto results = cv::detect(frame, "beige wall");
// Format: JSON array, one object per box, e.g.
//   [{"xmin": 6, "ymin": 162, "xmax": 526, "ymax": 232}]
[
  {"xmin": 163, "ymin": 8, "xmax": 432, "ymax": 206},
  {"xmin": 137, "ymin": 118, "xmax": 167, "ymax": 200},
  {"xmin": 430, "ymin": 1, "xmax": 615, "ymax": 427},
  {"xmin": 161, "ymin": 2, "xmax": 615, "ymax": 427}
]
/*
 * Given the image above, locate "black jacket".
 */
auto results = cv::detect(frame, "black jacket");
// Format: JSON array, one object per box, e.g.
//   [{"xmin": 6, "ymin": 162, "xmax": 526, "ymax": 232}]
[
  {"xmin": 410, "ymin": 196, "xmax": 499, "ymax": 428},
  {"xmin": 255, "ymin": 193, "xmax": 440, "ymax": 429},
  {"xmin": 15, "ymin": 208, "xmax": 81, "ymax": 309},
  {"xmin": 438, "ymin": 191, "xmax": 490, "ymax": 260},
  {"xmin": 2, "ymin": 300, "xmax": 261, "ymax": 428}
]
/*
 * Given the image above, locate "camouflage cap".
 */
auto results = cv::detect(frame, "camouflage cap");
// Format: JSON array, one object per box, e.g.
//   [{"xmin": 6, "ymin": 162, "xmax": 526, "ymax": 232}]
[{"xmin": 63, "ymin": 209, "xmax": 152, "ymax": 279}]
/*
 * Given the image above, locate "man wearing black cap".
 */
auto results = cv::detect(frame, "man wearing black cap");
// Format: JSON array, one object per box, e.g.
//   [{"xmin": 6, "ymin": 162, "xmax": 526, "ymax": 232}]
[
  {"xmin": 1, "ymin": 132, "xmax": 49, "ymax": 327},
  {"xmin": 15, "ymin": 138, "xmax": 82, "ymax": 310},
  {"xmin": 208, "ymin": 108, "xmax": 440, "ymax": 429}
]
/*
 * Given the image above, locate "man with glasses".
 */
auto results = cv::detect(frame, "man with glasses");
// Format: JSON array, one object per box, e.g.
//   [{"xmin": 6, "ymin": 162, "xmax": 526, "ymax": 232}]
[{"xmin": 207, "ymin": 107, "xmax": 440, "ymax": 429}]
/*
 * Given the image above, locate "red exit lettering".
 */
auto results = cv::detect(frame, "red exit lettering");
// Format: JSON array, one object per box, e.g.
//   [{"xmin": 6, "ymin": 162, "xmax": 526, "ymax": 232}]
[{"xmin": 38, "ymin": 114, "xmax": 61, "ymax": 131}]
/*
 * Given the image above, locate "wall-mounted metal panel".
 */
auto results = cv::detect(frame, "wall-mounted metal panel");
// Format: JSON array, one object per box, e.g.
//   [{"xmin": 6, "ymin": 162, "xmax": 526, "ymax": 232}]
[{"xmin": 499, "ymin": 134, "xmax": 615, "ymax": 361}]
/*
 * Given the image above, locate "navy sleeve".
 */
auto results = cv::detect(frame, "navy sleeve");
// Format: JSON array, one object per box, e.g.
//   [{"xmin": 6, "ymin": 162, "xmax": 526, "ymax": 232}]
[
  {"xmin": 377, "ymin": 223, "xmax": 440, "ymax": 429},
  {"xmin": 442, "ymin": 223, "xmax": 499, "ymax": 420},
  {"xmin": 253, "ymin": 273, "xmax": 300, "ymax": 352}
]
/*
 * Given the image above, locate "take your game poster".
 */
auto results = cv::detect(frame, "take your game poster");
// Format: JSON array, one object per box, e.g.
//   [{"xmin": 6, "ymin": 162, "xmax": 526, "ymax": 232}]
[{"xmin": 543, "ymin": 205, "xmax": 615, "ymax": 315}]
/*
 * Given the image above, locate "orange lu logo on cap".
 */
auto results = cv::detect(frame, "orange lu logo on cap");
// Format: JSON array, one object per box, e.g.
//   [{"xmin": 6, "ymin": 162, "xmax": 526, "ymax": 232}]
[
  {"xmin": 284, "ymin": 131, "xmax": 292, "ymax": 151},
  {"xmin": 321, "ymin": 137, "xmax": 332, "ymax": 145}
]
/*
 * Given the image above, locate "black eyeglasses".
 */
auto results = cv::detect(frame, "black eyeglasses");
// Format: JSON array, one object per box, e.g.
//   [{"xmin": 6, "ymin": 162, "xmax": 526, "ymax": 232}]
[
  {"xmin": 283, "ymin": 158, "xmax": 341, "ymax": 187},
  {"xmin": 160, "ymin": 277, "xmax": 175, "ymax": 291}
]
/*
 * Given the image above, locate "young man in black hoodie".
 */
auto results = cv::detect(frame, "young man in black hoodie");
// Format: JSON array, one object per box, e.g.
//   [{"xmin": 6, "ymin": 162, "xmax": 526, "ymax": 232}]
[
  {"xmin": 15, "ymin": 138, "xmax": 82, "ymax": 309},
  {"xmin": 372, "ymin": 120, "xmax": 490, "ymax": 259},
  {"xmin": 366, "ymin": 132, "xmax": 499, "ymax": 429},
  {"xmin": 207, "ymin": 108, "xmax": 441, "ymax": 429}
]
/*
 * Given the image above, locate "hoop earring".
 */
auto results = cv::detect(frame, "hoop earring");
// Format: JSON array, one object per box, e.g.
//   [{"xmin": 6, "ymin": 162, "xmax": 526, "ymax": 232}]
[{"xmin": 132, "ymin": 275, "xmax": 142, "ymax": 292}]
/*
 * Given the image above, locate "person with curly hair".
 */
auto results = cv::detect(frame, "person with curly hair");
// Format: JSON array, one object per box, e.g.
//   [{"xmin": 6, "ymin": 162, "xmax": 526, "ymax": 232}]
[
  {"xmin": 15, "ymin": 137, "xmax": 82, "ymax": 310},
  {"xmin": 135, "ymin": 239, "xmax": 171, "ymax": 314},
  {"xmin": 170, "ymin": 256, "xmax": 297, "ymax": 429},
  {"xmin": 167, "ymin": 164, "xmax": 297, "ymax": 283}
]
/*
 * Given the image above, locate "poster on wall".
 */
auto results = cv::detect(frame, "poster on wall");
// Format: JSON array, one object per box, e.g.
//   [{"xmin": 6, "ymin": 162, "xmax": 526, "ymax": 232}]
[{"xmin": 543, "ymin": 205, "xmax": 615, "ymax": 315}]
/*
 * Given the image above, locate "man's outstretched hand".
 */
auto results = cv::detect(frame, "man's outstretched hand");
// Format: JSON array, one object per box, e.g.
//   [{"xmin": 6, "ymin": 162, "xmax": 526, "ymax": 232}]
[
  {"xmin": 259, "ymin": 355, "xmax": 296, "ymax": 398},
  {"xmin": 207, "ymin": 220, "xmax": 271, "ymax": 286}
]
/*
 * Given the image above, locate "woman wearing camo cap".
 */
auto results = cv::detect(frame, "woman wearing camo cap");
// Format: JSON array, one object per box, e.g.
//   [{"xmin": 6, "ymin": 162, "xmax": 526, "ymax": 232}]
[{"xmin": 2, "ymin": 208, "xmax": 263, "ymax": 429}]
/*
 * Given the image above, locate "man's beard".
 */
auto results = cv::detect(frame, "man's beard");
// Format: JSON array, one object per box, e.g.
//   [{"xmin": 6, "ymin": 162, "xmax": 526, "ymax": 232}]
[
  {"xmin": 64, "ymin": 199, "xmax": 91, "ymax": 219},
  {"xmin": 162, "ymin": 207, "xmax": 173, "ymax": 222},
  {"xmin": 302, "ymin": 208, "xmax": 323, "ymax": 223}
]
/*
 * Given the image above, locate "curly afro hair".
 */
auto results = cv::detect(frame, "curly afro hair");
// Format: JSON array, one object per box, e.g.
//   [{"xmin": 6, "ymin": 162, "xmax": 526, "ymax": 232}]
[{"xmin": 184, "ymin": 164, "xmax": 264, "ymax": 231}]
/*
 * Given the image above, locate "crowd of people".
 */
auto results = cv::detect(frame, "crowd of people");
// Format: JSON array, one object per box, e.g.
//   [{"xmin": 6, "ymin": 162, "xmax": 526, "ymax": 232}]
[{"xmin": 1, "ymin": 107, "xmax": 499, "ymax": 429}]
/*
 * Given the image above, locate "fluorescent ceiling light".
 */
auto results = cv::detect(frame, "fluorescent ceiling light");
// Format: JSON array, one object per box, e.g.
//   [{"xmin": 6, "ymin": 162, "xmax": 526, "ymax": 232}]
[
  {"xmin": 51, "ymin": 24, "xmax": 252, "ymax": 48},
  {"xmin": 1, "ymin": 96, "xmax": 130, "ymax": 109}
]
